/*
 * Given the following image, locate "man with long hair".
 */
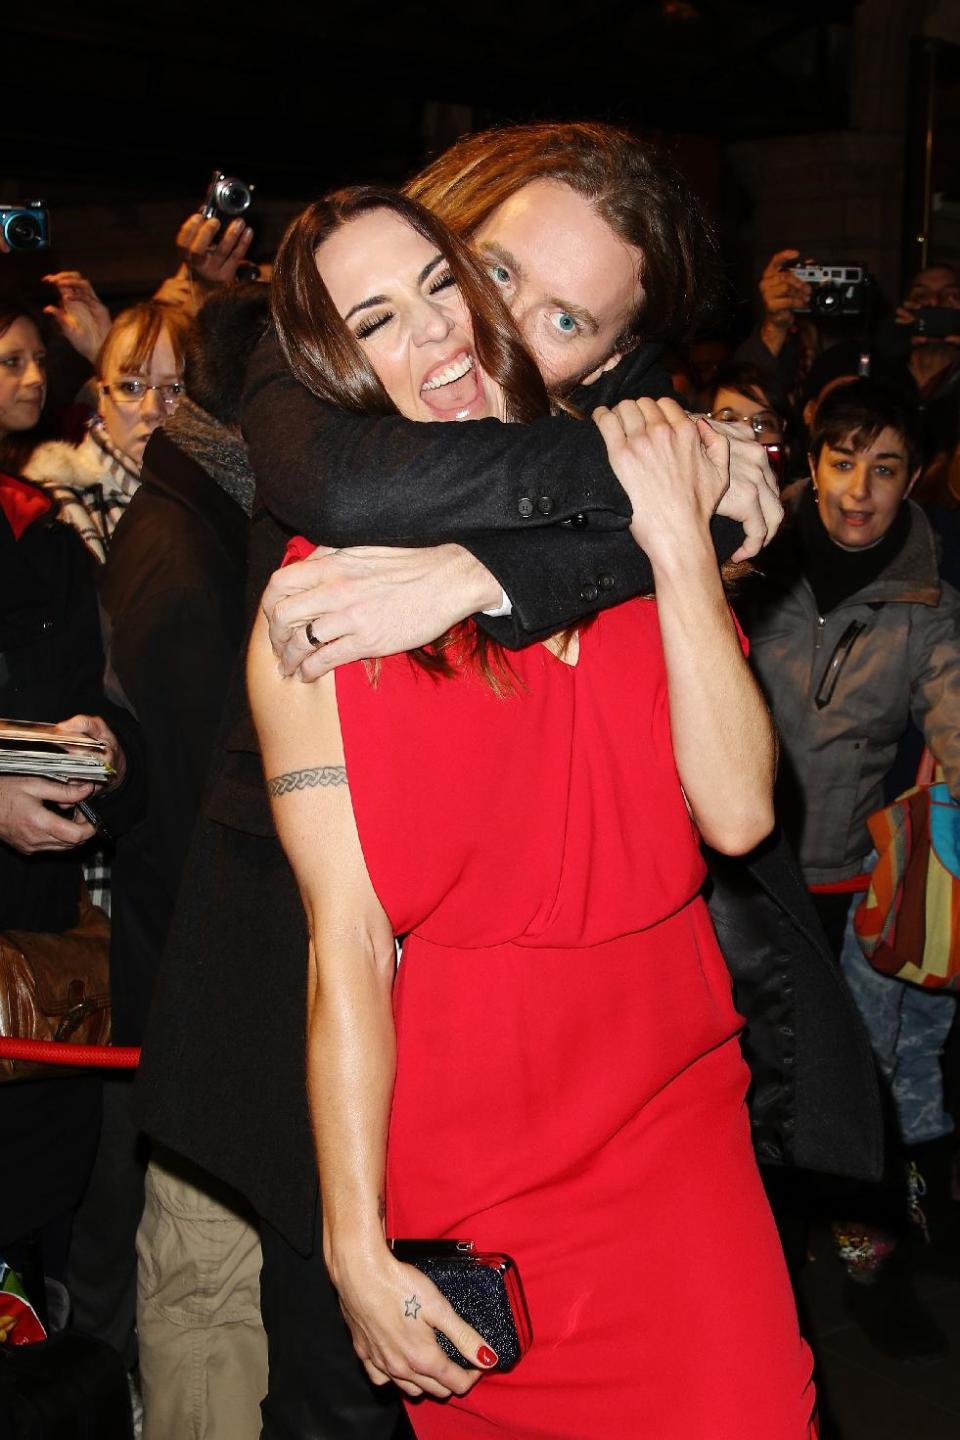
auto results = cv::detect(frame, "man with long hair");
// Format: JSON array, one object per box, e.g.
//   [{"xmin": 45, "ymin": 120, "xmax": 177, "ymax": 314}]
[{"xmin": 257, "ymin": 121, "xmax": 779, "ymax": 675}]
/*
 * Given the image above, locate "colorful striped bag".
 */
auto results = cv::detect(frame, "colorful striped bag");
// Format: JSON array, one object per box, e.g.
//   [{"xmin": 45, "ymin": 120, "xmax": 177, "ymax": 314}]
[{"xmin": 854, "ymin": 751, "xmax": 960, "ymax": 989}]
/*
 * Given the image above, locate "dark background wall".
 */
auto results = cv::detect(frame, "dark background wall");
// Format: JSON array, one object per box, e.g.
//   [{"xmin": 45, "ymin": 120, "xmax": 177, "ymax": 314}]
[{"xmin": 3, "ymin": 0, "xmax": 959, "ymax": 322}]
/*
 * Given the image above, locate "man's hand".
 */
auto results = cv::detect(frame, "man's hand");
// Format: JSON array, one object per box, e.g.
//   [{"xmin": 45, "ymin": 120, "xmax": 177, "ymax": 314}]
[
  {"xmin": 758, "ymin": 249, "xmax": 810, "ymax": 357},
  {"xmin": 702, "ymin": 417, "xmax": 783, "ymax": 560},
  {"xmin": 263, "ymin": 545, "xmax": 502, "ymax": 681},
  {"xmin": 0, "ymin": 776, "xmax": 96, "ymax": 854},
  {"xmin": 42, "ymin": 271, "xmax": 112, "ymax": 362},
  {"xmin": 176, "ymin": 213, "xmax": 254, "ymax": 287},
  {"xmin": 54, "ymin": 714, "xmax": 126, "ymax": 791}
]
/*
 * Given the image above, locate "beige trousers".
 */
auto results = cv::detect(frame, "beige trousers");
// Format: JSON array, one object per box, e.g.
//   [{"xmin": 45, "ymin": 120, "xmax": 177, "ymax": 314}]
[{"xmin": 136, "ymin": 1150, "xmax": 268, "ymax": 1440}]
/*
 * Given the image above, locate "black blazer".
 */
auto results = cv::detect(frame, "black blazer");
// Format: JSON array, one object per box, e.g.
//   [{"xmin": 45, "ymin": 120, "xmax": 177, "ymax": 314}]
[
  {"xmin": 136, "ymin": 341, "xmax": 882, "ymax": 1255},
  {"xmin": 99, "ymin": 431, "xmax": 248, "ymax": 1044}
]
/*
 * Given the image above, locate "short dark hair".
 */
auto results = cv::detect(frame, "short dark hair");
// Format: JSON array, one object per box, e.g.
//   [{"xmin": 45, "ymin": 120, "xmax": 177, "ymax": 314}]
[
  {"xmin": 407, "ymin": 121, "xmax": 720, "ymax": 350},
  {"xmin": 710, "ymin": 361, "xmax": 789, "ymax": 424},
  {"xmin": 809, "ymin": 378, "xmax": 922, "ymax": 474},
  {"xmin": 186, "ymin": 284, "xmax": 271, "ymax": 427}
]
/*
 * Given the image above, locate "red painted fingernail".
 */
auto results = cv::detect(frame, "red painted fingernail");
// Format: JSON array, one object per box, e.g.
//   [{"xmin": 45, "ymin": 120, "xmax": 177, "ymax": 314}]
[{"xmin": 477, "ymin": 1345, "xmax": 498, "ymax": 1368}]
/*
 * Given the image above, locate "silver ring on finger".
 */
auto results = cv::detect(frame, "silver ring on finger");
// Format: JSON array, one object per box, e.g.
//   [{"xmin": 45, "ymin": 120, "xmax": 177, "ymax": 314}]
[{"xmin": 305, "ymin": 621, "xmax": 322, "ymax": 648}]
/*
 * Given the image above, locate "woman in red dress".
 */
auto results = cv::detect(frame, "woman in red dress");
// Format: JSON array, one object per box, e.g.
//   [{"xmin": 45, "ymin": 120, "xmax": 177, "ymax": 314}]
[{"xmin": 248, "ymin": 188, "xmax": 816, "ymax": 1438}]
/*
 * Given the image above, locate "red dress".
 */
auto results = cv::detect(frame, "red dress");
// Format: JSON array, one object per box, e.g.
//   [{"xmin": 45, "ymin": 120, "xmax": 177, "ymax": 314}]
[{"xmin": 330, "ymin": 596, "xmax": 816, "ymax": 1439}]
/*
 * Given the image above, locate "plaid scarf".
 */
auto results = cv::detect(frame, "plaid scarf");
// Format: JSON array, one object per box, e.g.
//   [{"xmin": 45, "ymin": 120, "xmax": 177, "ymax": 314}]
[{"xmin": 43, "ymin": 419, "xmax": 141, "ymax": 563}]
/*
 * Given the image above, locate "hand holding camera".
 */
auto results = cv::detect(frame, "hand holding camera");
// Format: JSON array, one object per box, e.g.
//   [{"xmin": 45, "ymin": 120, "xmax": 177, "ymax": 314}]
[
  {"xmin": 176, "ymin": 211, "xmax": 254, "ymax": 288},
  {"xmin": 175, "ymin": 169, "xmax": 255, "ymax": 289},
  {"xmin": 758, "ymin": 249, "xmax": 811, "ymax": 355},
  {"xmin": 894, "ymin": 302, "xmax": 960, "ymax": 348}
]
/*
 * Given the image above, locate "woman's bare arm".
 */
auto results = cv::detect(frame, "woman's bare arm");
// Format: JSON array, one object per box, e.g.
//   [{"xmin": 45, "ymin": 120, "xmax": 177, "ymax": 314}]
[
  {"xmin": 593, "ymin": 399, "xmax": 776, "ymax": 855},
  {"xmin": 246, "ymin": 613, "xmax": 495, "ymax": 1398}
]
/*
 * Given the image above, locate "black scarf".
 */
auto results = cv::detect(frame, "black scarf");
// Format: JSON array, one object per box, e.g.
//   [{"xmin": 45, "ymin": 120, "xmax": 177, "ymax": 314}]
[{"xmin": 794, "ymin": 482, "xmax": 911, "ymax": 614}]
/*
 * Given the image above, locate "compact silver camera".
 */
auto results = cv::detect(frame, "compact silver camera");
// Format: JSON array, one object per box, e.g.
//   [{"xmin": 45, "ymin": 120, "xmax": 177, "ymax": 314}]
[
  {"xmin": 0, "ymin": 200, "xmax": 50, "ymax": 251},
  {"xmin": 790, "ymin": 264, "xmax": 869, "ymax": 317},
  {"xmin": 200, "ymin": 170, "xmax": 255, "ymax": 224}
]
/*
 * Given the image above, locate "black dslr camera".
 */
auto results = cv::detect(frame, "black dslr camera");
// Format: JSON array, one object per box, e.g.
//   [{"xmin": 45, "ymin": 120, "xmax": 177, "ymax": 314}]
[
  {"xmin": 791, "ymin": 263, "xmax": 869, "ymax": 317},
  {"xmin": 0, "ymin": 201, "xmax": 50, "ymax": 251},
  {"xmin": 200, "ymin": 170, "xmax": 255, "ymax": 224}
]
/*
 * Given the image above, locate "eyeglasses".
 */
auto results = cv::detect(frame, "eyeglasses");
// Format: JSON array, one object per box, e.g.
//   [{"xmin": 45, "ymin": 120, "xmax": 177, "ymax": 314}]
[
  {"xmin": 101, "ymin": 379, "xmax": 185, "ymax": 408},
  {"xmin": 708, "ymin": 407, "xmax": 784, "ymax": 441}
]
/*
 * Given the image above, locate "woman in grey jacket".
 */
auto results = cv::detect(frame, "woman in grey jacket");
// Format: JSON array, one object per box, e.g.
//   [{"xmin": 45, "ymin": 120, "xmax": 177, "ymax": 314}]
[{"xmin": 742, "ymin": 378, "xmax": 960, "ymax": 1356}]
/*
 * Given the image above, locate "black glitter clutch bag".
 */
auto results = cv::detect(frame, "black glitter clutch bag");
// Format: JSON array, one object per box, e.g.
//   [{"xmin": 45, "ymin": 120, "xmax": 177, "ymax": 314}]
[{"xmin": 389, "ymin": 1239, "xmax": 532, "ymax": 1372}]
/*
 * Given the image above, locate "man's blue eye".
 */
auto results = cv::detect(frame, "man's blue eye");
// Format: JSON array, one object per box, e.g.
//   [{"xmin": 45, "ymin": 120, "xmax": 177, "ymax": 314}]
[{"xmin": 552, "ymin": 313, "xmax": 577, "ymax": 334}]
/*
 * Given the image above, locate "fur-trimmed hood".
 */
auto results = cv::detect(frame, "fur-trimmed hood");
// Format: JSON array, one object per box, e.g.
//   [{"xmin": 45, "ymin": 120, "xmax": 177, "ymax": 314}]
[{"xmin": 24, "ymin": 432, "xmax": 119, "ymax": 493}]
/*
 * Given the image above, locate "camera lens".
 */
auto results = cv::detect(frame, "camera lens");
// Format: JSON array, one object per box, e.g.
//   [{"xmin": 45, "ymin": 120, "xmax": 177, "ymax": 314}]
[
  {"xmin": 811, "ymin": 287, "xmax": 840, "ymax": 316},
  {"xmin": 5, "ymin": 212, "xmax": 44, "ymax": 250},
  {"xmin": 216, "ymin": 180, "xmax": 251, "ymax": 216}
]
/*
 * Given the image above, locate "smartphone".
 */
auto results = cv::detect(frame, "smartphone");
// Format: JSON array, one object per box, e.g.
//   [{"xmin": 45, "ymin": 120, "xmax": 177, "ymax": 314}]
[{"xmin": 910, "ymin": 306, "xmax": 960, "ymax": 339}]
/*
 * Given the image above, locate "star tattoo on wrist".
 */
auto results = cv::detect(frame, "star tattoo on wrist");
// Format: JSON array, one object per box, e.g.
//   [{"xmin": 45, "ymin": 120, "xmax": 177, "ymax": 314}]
[{"xmin": 404, "ymin": 1294, "xmax": 422, "ymax": 1320}]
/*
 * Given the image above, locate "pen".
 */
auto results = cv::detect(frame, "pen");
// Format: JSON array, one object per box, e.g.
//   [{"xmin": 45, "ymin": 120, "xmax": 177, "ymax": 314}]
[{"xmin": 76, "ymin": 799, "xmax": 112, "ymax": 841}]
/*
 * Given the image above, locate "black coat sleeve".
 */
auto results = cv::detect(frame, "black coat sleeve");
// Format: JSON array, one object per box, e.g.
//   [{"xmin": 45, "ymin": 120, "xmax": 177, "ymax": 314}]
[
  {"xmin": 242, "ymin": 332, "xmax": 633, "ymax": 543},
  {"xmin": 108, "ymin": 585, "xmax": 236, "ymax": 900},
  {"xmin": 243, "ymin": 334, "xmax": 746, "ymax": 645},
  {"xmin": 52, "ymin": 526, "xmax": 145, "ymax": 837},
  {"xmin": 471, "ymin": 516, "xmax": 745, "ymax": 644}
]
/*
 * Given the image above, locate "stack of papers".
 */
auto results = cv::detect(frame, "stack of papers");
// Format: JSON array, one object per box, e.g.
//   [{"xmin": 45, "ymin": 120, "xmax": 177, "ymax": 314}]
[{"xmin": 0, "ymin": 719, "xmax": 115, "ymax": 784}]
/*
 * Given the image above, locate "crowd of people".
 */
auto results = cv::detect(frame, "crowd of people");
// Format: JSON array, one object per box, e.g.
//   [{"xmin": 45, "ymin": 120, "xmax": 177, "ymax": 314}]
[{"xmin": 1, "ymin": 118, "xmax": 958, "ymax": 1439}]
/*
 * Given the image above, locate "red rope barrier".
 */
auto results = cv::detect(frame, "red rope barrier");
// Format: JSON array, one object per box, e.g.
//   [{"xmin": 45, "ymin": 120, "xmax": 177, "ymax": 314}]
[
  {"xmin": 0, "ymin": 1038, "xmax": 140, "ymax": 1068},
  {"xmin": 0, "ymin": 872, "xmax": 872, "ymax": 1071},
  {"xmin": 808, "ymin": 875, "xmax": 869, "ymax": 895}
]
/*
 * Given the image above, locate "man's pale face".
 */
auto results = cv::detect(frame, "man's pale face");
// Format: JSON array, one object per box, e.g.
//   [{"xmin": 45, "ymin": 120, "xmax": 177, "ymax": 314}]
[{"xmin": 474, "ymin": 180, "xmax": 644, "ymax": 393}]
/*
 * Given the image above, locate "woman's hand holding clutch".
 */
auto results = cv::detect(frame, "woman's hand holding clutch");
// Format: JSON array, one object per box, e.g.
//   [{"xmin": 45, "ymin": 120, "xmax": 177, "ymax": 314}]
[{"xmin": 330, "ymin": 1244, "xmax": 497, "ymax": 1399}]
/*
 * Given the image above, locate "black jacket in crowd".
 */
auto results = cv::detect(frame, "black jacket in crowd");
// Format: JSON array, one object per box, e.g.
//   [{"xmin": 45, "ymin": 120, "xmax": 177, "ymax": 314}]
[
  {"xmin": 98, "ymin": 430, "xmax": 248, "ymax": 1045},
  {"xmin": 136, "ymin": 336, "xmax": 883, "ymax": 1255},
  {"xmin": 0, "ymin": 474, "xmax": 144, "ymax": 1245}
]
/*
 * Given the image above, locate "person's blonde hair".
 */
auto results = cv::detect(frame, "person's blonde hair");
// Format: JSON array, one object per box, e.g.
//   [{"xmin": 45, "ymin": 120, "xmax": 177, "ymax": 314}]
[{"xmin": 96, "ymin": 302, "xmax": 190, "ymax": 381}]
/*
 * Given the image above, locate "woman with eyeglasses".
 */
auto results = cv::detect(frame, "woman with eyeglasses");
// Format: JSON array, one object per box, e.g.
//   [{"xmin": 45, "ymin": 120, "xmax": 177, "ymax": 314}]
[
  {"xmin": 708, "ymin": 361, "xmax": 793, "ymax": 485},
  {"xmin": 24, "ymin": 302, "xmax": 190, "ymax": 561}
]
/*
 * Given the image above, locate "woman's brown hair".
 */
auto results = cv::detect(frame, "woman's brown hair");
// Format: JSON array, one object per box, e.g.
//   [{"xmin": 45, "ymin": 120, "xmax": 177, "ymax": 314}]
[
  {"xmin": 271, "ymin": 185, "xmax": 552, "ymax": 685},
  {"xmin": 272, "ymin": 186, "xmax": 549, "ymax": 425}
]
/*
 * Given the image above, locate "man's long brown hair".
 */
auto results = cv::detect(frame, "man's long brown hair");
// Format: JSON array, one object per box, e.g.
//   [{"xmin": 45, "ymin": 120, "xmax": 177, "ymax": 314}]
[
  {"xmin": 406, "ymin": 121, "xmax": 720, "ymax": 355},
  {"xmin": 271, "ymin": 186, "xmax": 552, "ymax": 686}
]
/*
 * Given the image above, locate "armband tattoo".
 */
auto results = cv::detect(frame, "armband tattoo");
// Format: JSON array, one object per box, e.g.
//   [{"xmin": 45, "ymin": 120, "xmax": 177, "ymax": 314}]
[{"xmin": 267, "ymin": 766, "xmax": 347, "ymax": 797}]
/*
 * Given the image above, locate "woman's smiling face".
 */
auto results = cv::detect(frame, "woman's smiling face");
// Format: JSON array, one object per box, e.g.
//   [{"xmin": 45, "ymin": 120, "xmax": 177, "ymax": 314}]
[
  {"xmin": 315, "ymin": 208, "xmax": 504, "ymax": 423},
  {"xmin": 812, "ymin": 425, "xmax": 917, "ymax": 549}
]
